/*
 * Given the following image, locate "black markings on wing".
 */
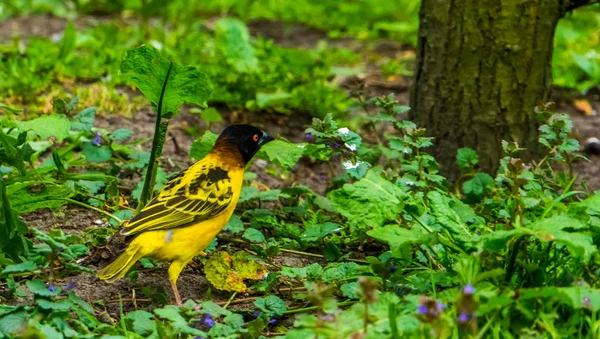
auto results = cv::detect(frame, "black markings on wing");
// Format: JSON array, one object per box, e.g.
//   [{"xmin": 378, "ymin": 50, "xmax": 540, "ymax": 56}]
[{"xmin": 120, "ymin": 164, "xmax": 234, "ymax": 236}]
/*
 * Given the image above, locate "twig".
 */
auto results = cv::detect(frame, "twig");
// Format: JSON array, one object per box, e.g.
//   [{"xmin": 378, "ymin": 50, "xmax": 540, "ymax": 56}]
[{"xmin": 104, "ymin": 298, "xmax": 152, "ymax": 304}]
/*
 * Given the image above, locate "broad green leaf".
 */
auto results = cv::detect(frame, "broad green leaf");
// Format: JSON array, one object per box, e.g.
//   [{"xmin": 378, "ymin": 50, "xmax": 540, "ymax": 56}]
[
  {"xmin": 196, "ymin": 107, "xmax": 222, "ymax": 122},
  {"xmin": 15, "ymin": 114, "xmax": 70, "ymax": 140},
  {"xmin": 340, "ymin": 282, "xmax": 361, "ymax": 299},
  {"xmin": 190, "ymin": 131, "xmax": 218, "ymax": 160},
  {"xmin": 456, "ymin": 148, "xmax": 478, "ymax": 171},
  {"xmin": 82, "ymin": 142, "xmax": 111, "ymax": 163},
  {"xmin": 328, "ymin": 170, "xmax": 405, "ymax": 228},
  {"xmin": 322, "ymin": 262, "xmax": 362, "ymax": 282},
  {"xmin": 36, "ymin": 299, "xmax": 72, "ymax": 311},
  {"xmin": 7, "ymin": 182, "xmax": 74, "ymax": 214},
  {"xmin": 110, "ymin": 128, "xmax": 133, "ymax": 141},
  {"xmin": 281, "ymin": 263, "xmax": 323, "ymax": 280},
  {"xmin": 26, "ymin": 279, "xmax": 61, "ymax": 297},
  {"xmin": 256, "ymin": 140, "xmax": 304, "ymax": 170},
  {"xmin": 120, "ymin": 46, "xmax": 212, "ymax": 117},
  {"xmin": 154, "ymin": 306, "xmax": 206, "ymax": 336},
  {"xmin": 427, "ymin": 191, "xmax": 473, "ymax": 244},
  {"xmin": 367, "ymin": 225, "xmax": 432, "ymax": 258},
  {"xmin": 300, "ymin": 222, "xmax": 340, "ymax": 242},
  {"xmin": 124, "ymin": 310, "xmax": 157, "ymax": 336},
  {"xmin": 254, "ymin": 295, "xmax": 287, "ymax": 317},
  {"xmin": 0, "ymin": 309, "xmax": 28, "ymax": 335},
  {"xmin": 215, "ymin": 18, "xmax": 258, "ymax": 73},
  {"xmin": 463, "ymin": 172, "xmax": 494, "ymax": 196},
  {"xmin": 243, "ymin": 228, "xmax": 265, "ymax": 243},
  {"xmin": 1, "ymin": 261, "xmax": 37, "ymax": 275},
  {"xmin": 224, "ymin": 215, "xmax": 244, "ymax": 234},
  {"xmin": 70, "ymin": 107, "xmax": 96, "ymax": 131}
]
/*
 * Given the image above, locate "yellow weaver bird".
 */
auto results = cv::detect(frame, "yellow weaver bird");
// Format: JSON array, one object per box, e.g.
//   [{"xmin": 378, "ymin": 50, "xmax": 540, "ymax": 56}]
[{"xmin": 98, "ymin": 125, "xmax": 274, "ymax": 305}]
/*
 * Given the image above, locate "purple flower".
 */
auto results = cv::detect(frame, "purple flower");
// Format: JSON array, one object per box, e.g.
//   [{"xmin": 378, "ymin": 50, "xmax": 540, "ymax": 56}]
[
  {"xmin": 436, "ymin": 300, "xmax": 446, "ymax": 310},
  {"xmin": 92, "ymin": 131, "xmax": 101, "ymax": 146},
  {"xmin": 332, "ymin": 143, "xmax": 340, "ymax": 149},
  {"xmin": 194, "ymin": 337, "xmax": 204, "ymax": 339},
  {"xmin": 48, "ymin": 284, "xmax": 55, "ymax": 292},
  {"xmin": 204, "ymin": 314, "xmax": 214, "ymax": 328},
  {"xmin": 417, "ymin": 304, "xmax": 428, "ymax": 315},
  {"xmin": 584, "ymin": 296, "xmax": 591, "ymax": 306},
  {"xmin": 458, "ymin": 312, "xmax": 470, "ymax": 322},
  {"xmin": 305, "ymin": 134, "xmax": 313, "ymax": 141},
  {"xmin": 65, "ymin": 282, "xmax": 76, "ymax": 291},
  {"xmin": 269, "ymin": 318, "xmax": 276, "ymax": 324},
  {"xmin": 389, "ymin": 265, "xmax": 397, "ymax": 272},
  {"xmin": 463, "ymin": 283, "xmax": 475, "ymax": 295},
  {"xmin": 253, "ymin": 311, "xmax": 260, "ymax": 317}
]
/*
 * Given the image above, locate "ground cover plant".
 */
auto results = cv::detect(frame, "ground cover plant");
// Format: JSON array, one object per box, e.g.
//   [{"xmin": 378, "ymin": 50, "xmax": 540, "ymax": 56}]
[{"xmin": 1, "ymin": 1, "xmax": 600, "ymax": 338}]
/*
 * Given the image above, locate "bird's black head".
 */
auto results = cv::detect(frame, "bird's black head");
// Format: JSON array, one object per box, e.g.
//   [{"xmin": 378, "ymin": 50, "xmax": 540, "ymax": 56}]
[{"xmin": 217, "ymin": 124, "xmax": 274, "ymax": 163}]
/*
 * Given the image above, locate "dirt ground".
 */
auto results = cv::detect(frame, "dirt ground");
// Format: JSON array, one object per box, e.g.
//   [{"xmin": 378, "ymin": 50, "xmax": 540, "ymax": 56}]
[{"xmin": 2, "ymin": 15, "xmax": 600, "ymax": 316}]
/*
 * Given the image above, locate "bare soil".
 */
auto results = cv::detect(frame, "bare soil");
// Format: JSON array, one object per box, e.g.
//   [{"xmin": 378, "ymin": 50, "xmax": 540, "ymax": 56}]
[{"xmin": 2, "ymin": 14, "xmax": 600, "ymax": 315}]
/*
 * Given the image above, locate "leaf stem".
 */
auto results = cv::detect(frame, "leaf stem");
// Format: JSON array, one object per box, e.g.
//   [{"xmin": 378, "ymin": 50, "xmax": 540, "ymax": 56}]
[
  {"xmin": 138, "ymin": 61, "xmax": 174, "ymax": 212},
  {"xmin": 284, "ymin": 301, "xmax": 356, "ymax": 314},
  {"xmin": 62, "ymin": 198, "xmax": 123, "ymax": 224}
]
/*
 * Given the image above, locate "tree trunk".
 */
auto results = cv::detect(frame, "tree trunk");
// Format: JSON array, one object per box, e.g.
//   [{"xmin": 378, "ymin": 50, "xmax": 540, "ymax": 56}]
[{"xmin": 410, "ymin": 0, "xmax": 592, "ymax": 180}]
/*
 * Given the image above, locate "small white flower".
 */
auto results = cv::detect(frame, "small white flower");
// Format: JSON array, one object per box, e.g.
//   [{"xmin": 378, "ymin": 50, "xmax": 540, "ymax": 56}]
[
  {"xmin": 338, "ymin": 127, "xmax": 350, "ymax": 135},
  {"xmin": 343, "ymin": 161, "xmax": 360, "ymax": 169},
  {"xmin": 406, "ymin": 181, "xmax": 414, "ymax": 186},
  {"xmin": 403, "ymin": 148, "xmax": 410, "ymax": 154},
  {"xmin": 345, "ymin": 143, "xmax": 357, "ymax": 152}
]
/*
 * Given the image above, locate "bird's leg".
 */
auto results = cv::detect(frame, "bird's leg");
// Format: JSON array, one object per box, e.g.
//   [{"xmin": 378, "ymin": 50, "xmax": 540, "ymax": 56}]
[
  {"xmin": 170, "ymin": 279, "xmax": 182, "ymax": 306},
  {"xmin": 168, "ymin": 261, "xmax": 186, "ymax": 306}
]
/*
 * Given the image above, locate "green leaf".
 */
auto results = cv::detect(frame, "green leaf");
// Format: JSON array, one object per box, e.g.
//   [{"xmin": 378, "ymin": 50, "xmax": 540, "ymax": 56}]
[
  {"xmin": 81, "ymin": 142, "xmax": 112, "ymax": 163},
  {"xmin": 243, "ymin": 228, "xmax": 265, "ymax": 243},
  {"xmin": 70, "ymin": 107, "xmax": 96, "ymax": 131},
  {"xmin": 463, "ymin": 172, "xmax": 494, "ymax": 196},
  {"xmin": 256, "ymin": 140, "xmax": 304, "ymax": 170},
  {"xmin": 36, "ymin": 299, "xmax": 72, "ymax": 311},
  {"xmin": 154, "ymin": 306, "xmax": 206, "ymax": 336},
  {"xmin": 110, "ymin": 128, "xmax": 133, "ymax": 141},
  {"xmin": 256, "ymin": 92, "xmax": 292, "ymax": 109},
  {"xmin": 1, "ymin": 261, "xmax": 37, "ymax": 275},
  {"xmin": 368, "ymin": 225, "xmax": 432, "ymax": 258},
  {"xmin": 322, "ymin": 262, "xmax": 362, "ymax": 282},
  {"xmin": 215, "ymin": 18, "xmax": 258, "ymax": 73},
  {"xmin": 0, "ymin": 309, "xmax": 28, "ymax": 335},
  {"xmin": 196, "ymin": 107, "xmax": 222, "ymax": 122},
  {"xmin": 254, "ymin": 295, "xmax": 287, "ymax": 317},
  {"xmin": 328, "ymin": 170, "xmax": 405, "ymax": 228},
  {"xmin": 120, "ymin": 46, "xmax": 212, "ymax": 117},
  {"xmin": 340, "ymin": 282, "xmax": 361, "ymax": 299},
  {"xmin": 26, "ymin": 279, "xmax": 60, "ymax": 297},
  {"xmin": 15, "ymin": 114, "xmax": 71, "ymax": 140},
  {"xmin": 427, "ymin": 191, "xmax": 473, "ymax": 244},
  {"xmin": 456, "ymin": 148, "xmax": 478, "ymax": 171},
  {"xmin": 7, "ymin": 182, "xmax": 74, "ymax": 213},
  {"xmin": 58, "ymin": 21, "xmax": 76, "ymax": 61},
  {"xmin": 0, "ymin": 103, "xmax": 23, "ymax": 114},
  {"xmin": 224, "ymin": 215, "xmax": 244, "ymax": 234},
  {"xmin": 124, "ymin": 310, "xmax": 157, "ymax": 336},
  {"xmin": 190, "ymin": 131, "xmax": 218, "ymax": 160},
  {"xmin": 300, "ymin": 222, "xmax": 340, "ymax": 242}
]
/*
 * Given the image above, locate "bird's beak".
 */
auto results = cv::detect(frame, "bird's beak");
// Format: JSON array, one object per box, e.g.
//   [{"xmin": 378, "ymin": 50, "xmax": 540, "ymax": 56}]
[{"xmin": 259, "ymin": 131, "xmax": 275, "ymax": 146}]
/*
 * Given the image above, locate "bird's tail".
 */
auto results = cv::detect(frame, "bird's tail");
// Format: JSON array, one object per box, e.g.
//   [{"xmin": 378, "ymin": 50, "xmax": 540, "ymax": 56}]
[{"xmin": 98, "ymin": 247, "xmax": 144, "ymax": 282}]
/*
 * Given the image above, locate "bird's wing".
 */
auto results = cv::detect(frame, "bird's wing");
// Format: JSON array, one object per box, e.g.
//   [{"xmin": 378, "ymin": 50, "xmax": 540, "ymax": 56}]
[{"xmin": 120, "ymin": 160, "xmax": 235, "ymax": 236}]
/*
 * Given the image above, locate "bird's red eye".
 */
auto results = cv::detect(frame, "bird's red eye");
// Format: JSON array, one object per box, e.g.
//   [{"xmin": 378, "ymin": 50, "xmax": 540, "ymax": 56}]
[{"xmin": 253, "ymin": 134, "xmax": 259, "ymax": 142}]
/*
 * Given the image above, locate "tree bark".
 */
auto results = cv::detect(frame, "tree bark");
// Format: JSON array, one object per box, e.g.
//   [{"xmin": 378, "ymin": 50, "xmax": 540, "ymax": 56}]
[{"xmin": 410, "ymin": 0, "xmax": 592, "ymax": 180}]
